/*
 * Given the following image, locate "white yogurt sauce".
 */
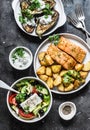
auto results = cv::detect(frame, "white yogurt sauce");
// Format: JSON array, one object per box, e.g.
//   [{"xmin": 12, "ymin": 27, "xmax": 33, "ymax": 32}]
[
  {"xmin": 27, "ymin": 18, "xmax": 36, "ymax": 26},
  {"xmin": 23, "ymin": 17, "xmax": 36, "ymax": 27},
  {"xmin": 39, "ymin": 15, "xmax": 52, "ymax": 24},
  {"xmin": 12, "ymin": 50, "xmax": 30, "ymax": 69}
]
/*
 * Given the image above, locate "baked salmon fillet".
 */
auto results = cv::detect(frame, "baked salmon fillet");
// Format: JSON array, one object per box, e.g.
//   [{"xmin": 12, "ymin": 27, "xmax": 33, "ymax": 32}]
[
  {"xmin": 57, "ymin": 36, "xmax": 86, "ymax": 63},
  {"xmin": 47, "ymin": 44, "xmax": 77, "ymax": 69}
]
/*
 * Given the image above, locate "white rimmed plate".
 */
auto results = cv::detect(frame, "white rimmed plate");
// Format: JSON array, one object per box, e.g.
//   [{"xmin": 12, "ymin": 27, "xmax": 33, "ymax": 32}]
[
  {"xmin": 12, "ymin": 0, "xmax": 66, "ymax": 37},
  {"xmin": 34, "ymin": 33, "xmax": 90, "ymax": 94}
]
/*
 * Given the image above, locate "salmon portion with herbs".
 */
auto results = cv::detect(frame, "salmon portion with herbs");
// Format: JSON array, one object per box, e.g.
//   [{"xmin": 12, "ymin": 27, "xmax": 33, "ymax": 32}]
[
  {"xmin": 57, "ymin": 36, "xmax": 86, "ymax": 63},
  {"xmin": 47, "ymin": 44, "xmax": 77, "ymax": 70}
]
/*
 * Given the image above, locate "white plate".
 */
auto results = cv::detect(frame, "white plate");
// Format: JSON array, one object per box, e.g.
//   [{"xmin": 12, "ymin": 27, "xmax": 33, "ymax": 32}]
[
  {"xmin": 12, "ymin": 0, "xmax": 66, "ymax": 37},
  {"xmin": 34, "ymin": 33, "xmax": 90, "ymax": 94}
]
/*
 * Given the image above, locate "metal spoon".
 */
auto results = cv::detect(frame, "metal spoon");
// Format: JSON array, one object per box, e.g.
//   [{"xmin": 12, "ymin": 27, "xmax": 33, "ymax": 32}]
[{"xmin": 0, "ymin": 80, "xmax": 19, "ymax": 94}]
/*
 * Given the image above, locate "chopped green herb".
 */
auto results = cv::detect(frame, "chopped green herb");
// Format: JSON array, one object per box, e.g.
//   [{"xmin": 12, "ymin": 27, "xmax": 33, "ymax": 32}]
[
  {"xmin": 44, "ymin": 15, "xmax": 48, "ymax": 19},
  {"xmin": 21, "ymin": 9, "xmax": 33, "ymax": 20},
  {"xmin": 63, "ymin": 75, "xmax": 74, "ymax": 84},
  {"xmin": 67, "ymin": 70, "xmax": 81, "ymax": 79},
  {"xmin": 43, "ymin": 4, "xmax": 53, "ymax": 15},
  {"xmin": 19, "ymin": 16, "xmax": 26, "ymax": 24},
  {"xmin": 49, "ymin": 34, "xmax": 60, "ymax": 45},
  {"xmin": 45, "ymin": 3, "xmax": 50, "ymax": 10},
  {"xmin": 29, "ymin": 0, "xmax": 41, "ymax": 11},
  {"xmin": 15, "ymin": 48, "xmax": 24, "ymax": 57}
]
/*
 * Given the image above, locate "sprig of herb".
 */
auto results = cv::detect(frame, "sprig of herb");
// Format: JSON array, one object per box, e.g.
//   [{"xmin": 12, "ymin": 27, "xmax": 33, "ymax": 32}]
[
  {"xmin": 21, "ymin": 9, "xmax": 33, "ymax": 20},
  {"xmin": 43, "ymin": 4, "xmax": 53, "ymax": 15},
  {"xmin": 12, "ymin": 48, "xmax": 25, "ymax": 61},
  {"xmin": 29, "ymin": 0, "xmax": 41, "ymax": 11},
  {"xmin": 16, "ymin": 48, "xmax": 24, "ymax": 57},
  {"xmin": 19, "ymin": 16, "xmax": 26, "ymax": 24},
  {"xmin": 49, "ymin": 34, "xmax": 60, "ymax": 45}
]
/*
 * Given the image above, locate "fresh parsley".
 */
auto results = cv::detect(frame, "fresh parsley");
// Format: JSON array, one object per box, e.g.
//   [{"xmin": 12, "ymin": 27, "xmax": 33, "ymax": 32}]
[
  {"xmin": 43, "ymin": 4, "xmax": 53, "ymax": 15},
  {"xmin": 49, "ymin": 34, "xmax": 60, "ymax": 45},
  {"xmin": 29, "ymin": 0, "xmax": 41, "ymax": 11},
  {"xmin": 12, "ymin": 48, "xmax": 24, "ymax": 60},
  {"xmin": 19, "ymin": 16, "xmax": 26, "ymax": 24},
  {"xmin": 21, "ymin": 9, "xmax": 33, "ymax": 20}
]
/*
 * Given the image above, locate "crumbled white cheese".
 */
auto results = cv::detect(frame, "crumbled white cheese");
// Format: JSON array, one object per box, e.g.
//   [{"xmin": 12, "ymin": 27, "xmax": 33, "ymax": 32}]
[{"xmin": 20, "ymin": 93, "xmax": 42, "ymax": 112}]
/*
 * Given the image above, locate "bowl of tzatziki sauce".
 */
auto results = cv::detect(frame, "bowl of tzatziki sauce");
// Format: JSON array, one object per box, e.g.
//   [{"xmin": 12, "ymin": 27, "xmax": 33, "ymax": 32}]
[{"xmin": 9, "ymin": 46, "xmax": 33, "ymax": 70}]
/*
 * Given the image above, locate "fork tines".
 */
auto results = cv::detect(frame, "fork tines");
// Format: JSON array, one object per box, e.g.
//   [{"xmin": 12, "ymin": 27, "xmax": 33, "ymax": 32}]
[
  {"xmin": 67, "ymin": 13, "xmax": 79, "ymax": 26},
  {"xmin": 75, "ymin": 4, "xmax": 85, "ymax": 18}
]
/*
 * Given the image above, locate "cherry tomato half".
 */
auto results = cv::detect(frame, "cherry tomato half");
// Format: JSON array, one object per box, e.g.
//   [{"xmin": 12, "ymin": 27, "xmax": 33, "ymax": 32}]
[
  {"xmin": 9, "ymin": 93, "xmax": 17, "ymax": 106},
  {"xmin": 19, "ymin": 109, "xmax": 35, "ymax": 119}
]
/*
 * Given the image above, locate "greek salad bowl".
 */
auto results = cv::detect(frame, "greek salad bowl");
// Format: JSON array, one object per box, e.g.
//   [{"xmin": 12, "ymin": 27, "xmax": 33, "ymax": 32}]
[{"xmin": 7, "ymin": 77, "xmax": 52, "ymax": 123}]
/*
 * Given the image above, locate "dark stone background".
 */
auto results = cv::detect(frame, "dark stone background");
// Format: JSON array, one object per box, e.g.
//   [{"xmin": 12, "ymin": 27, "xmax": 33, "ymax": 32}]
[{"xmin": 0, "ymin": 0, "xmax": 90, "ymax": 130}]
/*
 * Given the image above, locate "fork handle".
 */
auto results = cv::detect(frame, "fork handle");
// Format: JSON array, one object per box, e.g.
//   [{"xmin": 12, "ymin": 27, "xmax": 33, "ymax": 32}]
[
  {"xmin": 81, "ymin": 20, "xmax": 89, "ymax": 37},
  {"xmin": 81, "ymin": 27, "xmax": 90, "ymax": 36}
]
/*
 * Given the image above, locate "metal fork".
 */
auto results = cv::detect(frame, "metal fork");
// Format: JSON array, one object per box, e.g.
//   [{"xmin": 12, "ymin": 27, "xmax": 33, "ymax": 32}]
[
  {"xmin": 67, "ymin": 14, "xmax": 90, "ymax": 36},
  {"xmin": 75, "ymin": 4, "xmax": 90, "ymax": 44}
]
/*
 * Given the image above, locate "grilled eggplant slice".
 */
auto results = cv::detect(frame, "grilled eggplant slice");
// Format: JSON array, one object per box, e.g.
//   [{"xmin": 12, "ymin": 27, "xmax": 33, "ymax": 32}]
[
  {"xmin": 23, "ymin": 24, "xmax": 34, "ymax": 33},
  {"xmin": 43, "ymin": 0, "xmax": 56, "ymax": 9},
  {"xmin": 36, "ymin": 10, "xmax": 59, "ymax": 37},
  {"xmin": 20, "ymin": 0, "xmax": 56, "ymax": 15},
  {"xmin": 20, "ymin": 1, "xmax": 29, "ymax": 10}
]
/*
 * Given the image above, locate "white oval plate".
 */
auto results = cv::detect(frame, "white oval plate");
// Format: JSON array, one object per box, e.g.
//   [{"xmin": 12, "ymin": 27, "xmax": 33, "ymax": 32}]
[
  {"xmin": 12, "ymin": 0, "xmax": 66, "ymax": 37},
  {"xmin": 34, "ymin": 33, "xmax": 90, "ymax": 94}
]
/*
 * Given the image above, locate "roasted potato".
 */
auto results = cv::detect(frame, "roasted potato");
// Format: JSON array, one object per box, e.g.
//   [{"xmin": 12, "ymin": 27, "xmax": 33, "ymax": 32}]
[
  {"xmin": 75, "ymin": 63, "xmax": 84, "ymax": 71},
  {"xmin": 53, "ymin": 73, "xmax": 59, "ymax": 79},
  {"xmin": 51, "ymin": 65, "xmax": 61, "ymax": 73},
  {"xmin": 60, "ymin": 70, "xmax": 67, "ymax": 76},
  {"xmin": 58, "ymin": 84, "xmax": 65, "ymax": 92},
  {"xmin": 74, "ymin": 80, "xmax": 81, "ymax": 89},
  {"xmin": 37, "ymin": 66, "xmax": 46, "ymax": 75},
  {"xmin": 82, "ymin": 61, "xmax": 90, "ymax": 71},
  {"xmin": 39, "ymin": 75, "xmax": 48, "ymax": 82},
  {"xmin": 45, "ymin": 54, "xmax": 54, "ymax": 65},
  {"xmin": 53, "ymin": 75, "xmax": 62, "ymax": 86},
  {"xmin": 38, "ymin": 52, "xmax": 46, "ymax": 61},
  {"xmin": 80, "ymin": 71, "xmax": 88, "ymax": 79},
  {"xmin": 80, "ymin": 79, "xmax": 85, "ymax": 84},
  {"xmin": 47, "ymin": 77, "xmax": 54, "ymax": 89},
  {"xmin": 46, "ymin": 67, "xmax": 52, "ymax": 76},
  {"xmin": 40, "ymin": 60, "xmax": 47, "ymax": 66},
  {"xmin": 64, "ymin": 84, "xmax": 74, "ymax": 92}
]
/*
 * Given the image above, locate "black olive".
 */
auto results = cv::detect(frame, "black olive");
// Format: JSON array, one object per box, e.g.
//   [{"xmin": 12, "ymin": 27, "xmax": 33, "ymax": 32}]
[
  {"xmin": 38, "ymin": 92, "xmax": 44, "ymax": 99},
  {"xmin": 39, "ymin": 109, "xmax": 44, "ymax": 116},
  {"xmin": 18, "ymin": 104, "xmax": 22, "ymax": 109}
]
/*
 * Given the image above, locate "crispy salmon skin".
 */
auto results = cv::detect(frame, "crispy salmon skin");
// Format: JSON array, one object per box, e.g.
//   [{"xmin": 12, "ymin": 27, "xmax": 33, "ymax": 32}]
[
  {"xmin": 57, "ymin": 36, "xmax": 86, "ymax": 63},
  {"xmin": 47, "ymin": 44, "xmax": 77, "ymax": 69}
]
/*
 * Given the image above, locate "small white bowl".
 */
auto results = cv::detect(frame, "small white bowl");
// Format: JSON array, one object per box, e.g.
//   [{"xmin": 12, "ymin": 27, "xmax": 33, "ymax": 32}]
[
  {"xmin": 9, "ymin": 46, "xmax": 33, "ymax": 70},
  {"xmin": 58, "ymin": 101, "xmax": 76, "ymax": 121},
  {"xmin": 7, "ymin": 77, "xmax": 52, "ymax": 123}
]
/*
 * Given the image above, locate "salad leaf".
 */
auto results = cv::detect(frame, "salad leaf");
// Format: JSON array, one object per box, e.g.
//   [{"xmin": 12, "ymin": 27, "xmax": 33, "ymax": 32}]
[{"xmin": 16, "ymin": 93, "xmax": 26, "ymax": 103}]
